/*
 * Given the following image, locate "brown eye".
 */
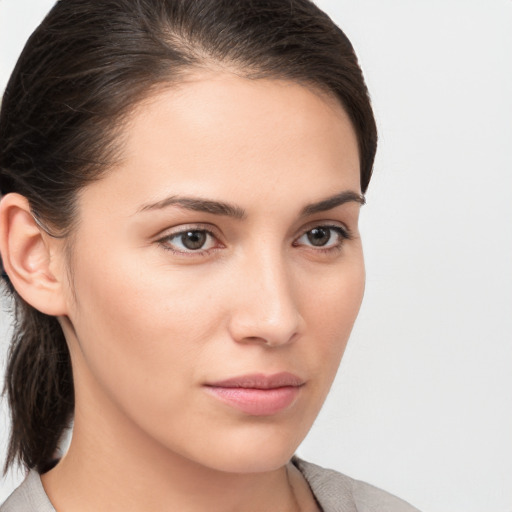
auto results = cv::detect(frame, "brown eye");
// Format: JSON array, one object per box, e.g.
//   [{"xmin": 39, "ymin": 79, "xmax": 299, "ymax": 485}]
[
  {"xmin": 295, "ymin": 225, "xmax": 349, "ymax": 250},
  {"xmin": 160, "ymin": 229, "xmax": 217, "ymax": 253},
  {"xmin": 180, "ymin": 230, "xmax": 207, "ymax": 250},
  {"xmin": 306, "ymin": 227, "xmax": 331, "ymax": 246}
]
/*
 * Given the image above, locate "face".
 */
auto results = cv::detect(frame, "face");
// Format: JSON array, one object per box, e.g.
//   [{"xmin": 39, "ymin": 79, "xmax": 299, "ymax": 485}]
[{"xmin": 61, "ymin": 72, "xmax": 365, "ymax": 473}]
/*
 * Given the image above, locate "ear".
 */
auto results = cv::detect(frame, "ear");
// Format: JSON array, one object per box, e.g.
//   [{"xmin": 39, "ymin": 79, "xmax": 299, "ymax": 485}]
[{"xmin": 0, "ymin": 193, "xmax": 68, "ymax": 316}]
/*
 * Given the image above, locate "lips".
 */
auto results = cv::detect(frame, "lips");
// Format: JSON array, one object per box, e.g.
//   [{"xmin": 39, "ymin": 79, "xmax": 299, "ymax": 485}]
[{"xmin": 204, "ymin": 372, "xmax": 304, "ymax": 416}]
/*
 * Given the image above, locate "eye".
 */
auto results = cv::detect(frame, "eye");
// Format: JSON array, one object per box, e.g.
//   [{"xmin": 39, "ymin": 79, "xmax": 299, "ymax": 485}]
[
  {"xmin": 158, "ymin": 228, "xmax": 218, "ymax": 253},
  {"xmin": 294, "ymin": 225, "xmax": 350, "ymax": 250}
]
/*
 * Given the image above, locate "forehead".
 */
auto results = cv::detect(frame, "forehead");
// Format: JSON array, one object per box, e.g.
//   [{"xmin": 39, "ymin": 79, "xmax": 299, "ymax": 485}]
[{"xmin": 79, "ymin": 72, "xmax": 361, "ymax": 216}]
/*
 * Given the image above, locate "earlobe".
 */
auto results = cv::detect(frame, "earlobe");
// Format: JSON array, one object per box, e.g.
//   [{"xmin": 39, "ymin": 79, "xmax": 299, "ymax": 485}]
[{"xmin": 0, "ymin": 193, "xmax": 68, "ymax": 316}]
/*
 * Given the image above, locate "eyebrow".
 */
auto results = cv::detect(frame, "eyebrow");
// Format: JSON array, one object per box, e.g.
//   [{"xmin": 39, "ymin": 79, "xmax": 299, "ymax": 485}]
[
  {"xmin": 138, "ymin": 190, "xmax": 365, "ymax": 219},
  {"xmin": 138, "ymin": 195, "xmax": 246, "ymax": 219},
  {"xmin": 300, "ymin": 190, "xmax": 365, "ymax": 216}
]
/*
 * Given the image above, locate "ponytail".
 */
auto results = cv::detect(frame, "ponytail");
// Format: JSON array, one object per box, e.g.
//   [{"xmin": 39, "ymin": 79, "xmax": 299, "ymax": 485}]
[{"xmin": 2, "ymin": 288, "xmax": 74, "ymax": 473}]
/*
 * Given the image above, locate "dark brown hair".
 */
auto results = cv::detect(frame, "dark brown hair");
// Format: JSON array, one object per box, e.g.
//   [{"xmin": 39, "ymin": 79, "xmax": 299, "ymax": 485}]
[{"xmin": 0, "ymin": 0, "xmax": 377, "ymax": 473}]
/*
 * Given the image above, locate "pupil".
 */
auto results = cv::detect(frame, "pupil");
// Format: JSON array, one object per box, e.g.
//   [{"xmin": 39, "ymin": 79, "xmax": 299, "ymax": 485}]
[
  {"xmin": 307, "ymin": 227, "xmax": 330, "ymax": 246},
  {"xmin": 182, "ymin": 231, "xmax": 206, "ymax": 250}
]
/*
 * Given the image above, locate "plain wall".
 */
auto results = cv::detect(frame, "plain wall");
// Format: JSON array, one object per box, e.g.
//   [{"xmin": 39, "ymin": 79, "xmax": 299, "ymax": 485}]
[{"xmin": 1, "ymin": 1, "xmax": 511, "ymax": 511}]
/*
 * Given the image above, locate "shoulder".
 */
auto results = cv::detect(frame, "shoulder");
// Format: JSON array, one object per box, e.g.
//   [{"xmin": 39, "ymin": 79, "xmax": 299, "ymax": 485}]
[
  {"xmin": 0, "ymin": 471, "xmax": 55, "ymax": 512},
  {"xmin": 292, "ymin": 457, "xmax": 421, "ymax": 512}
]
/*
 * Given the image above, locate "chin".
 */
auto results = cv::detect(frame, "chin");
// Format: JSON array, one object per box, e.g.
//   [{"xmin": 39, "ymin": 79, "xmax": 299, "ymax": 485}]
[
  {"xmin": 177, "ymin": 421, "xmax": 308, "ymax": 474},
  {"xmin": 197, "ymin": 446, "xmax": 296, "ymax": 474}
]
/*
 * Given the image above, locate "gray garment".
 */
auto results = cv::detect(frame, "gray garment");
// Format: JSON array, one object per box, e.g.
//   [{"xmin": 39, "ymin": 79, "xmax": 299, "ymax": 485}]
[
  {"xmin": 0, "ymin": 471, "xmax": 53, "ymax": 512},
  {"xmin": 292, "ymin": 458, "xmax": 420, "ymax": 512},
  {"xmin": 1, "ymin": 457, "xmax": 420, "ymax": 511}
]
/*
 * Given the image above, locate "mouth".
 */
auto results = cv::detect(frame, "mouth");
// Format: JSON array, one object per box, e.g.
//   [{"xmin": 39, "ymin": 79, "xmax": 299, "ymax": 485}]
[{"xmin": 203, "ymin": 372, "xmax": 305, "ymax": 416}]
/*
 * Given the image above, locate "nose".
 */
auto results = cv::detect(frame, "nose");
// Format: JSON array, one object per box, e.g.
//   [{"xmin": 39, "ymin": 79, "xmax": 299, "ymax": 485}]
[{"xmin": 226, "ymin": 251, "xmax": 303, "ymax": 347}]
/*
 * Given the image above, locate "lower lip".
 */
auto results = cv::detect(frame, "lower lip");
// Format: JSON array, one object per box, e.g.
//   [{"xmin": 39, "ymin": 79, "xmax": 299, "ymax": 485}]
[{"xmin": 204, "ymin": 386, "xmax": 301, "ymax": 416}]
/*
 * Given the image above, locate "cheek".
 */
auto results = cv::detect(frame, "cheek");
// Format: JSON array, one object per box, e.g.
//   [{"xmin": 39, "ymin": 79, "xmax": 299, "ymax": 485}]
[
  {"xmin": 67, "ymin": 246, "xmax": 220, "ymax": 414},
  {"xmin": 306, "ymin": 252, "xmax": 364, "ymax": 325},
  {"xmin": 299, "ymin": 252, "xmax": 365, "ymax": 380}
]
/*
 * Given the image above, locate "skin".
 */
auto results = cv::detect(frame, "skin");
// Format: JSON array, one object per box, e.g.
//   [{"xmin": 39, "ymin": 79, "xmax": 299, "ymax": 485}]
[{"xmin": 1, "ymin": 71, "xmax": 364, "ymax": 512}]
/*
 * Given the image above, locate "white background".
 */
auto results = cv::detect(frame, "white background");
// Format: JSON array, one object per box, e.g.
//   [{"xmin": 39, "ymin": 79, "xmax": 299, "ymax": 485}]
[{"xmin": 1, "ymin": 1, "xmax": 511, "ymax": 511}]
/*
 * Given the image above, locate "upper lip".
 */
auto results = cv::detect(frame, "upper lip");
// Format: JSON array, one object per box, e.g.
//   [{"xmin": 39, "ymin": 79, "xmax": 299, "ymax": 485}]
[{"xmin": 205, "ymin": 372, "xmax": 305, "ymax": 389}]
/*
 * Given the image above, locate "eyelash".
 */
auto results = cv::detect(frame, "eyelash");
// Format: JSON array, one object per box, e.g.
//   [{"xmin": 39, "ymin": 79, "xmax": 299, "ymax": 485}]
[
  {"xmin": 156, "ymin": 224, "xmax": 352, "ymax": 257},
  {"xmin": 292, "ymin": 225, "xmax": 351, "ymax": 253},
  {"xmin": 156, "ymin": 224, "xmax": 221, "ymax": 256}
]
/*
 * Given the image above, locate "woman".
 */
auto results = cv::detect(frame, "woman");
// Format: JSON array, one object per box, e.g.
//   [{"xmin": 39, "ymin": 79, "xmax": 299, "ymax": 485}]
[{"xmin": 0, "ymin": 0, "xmax": 419, "ymax": 510}]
